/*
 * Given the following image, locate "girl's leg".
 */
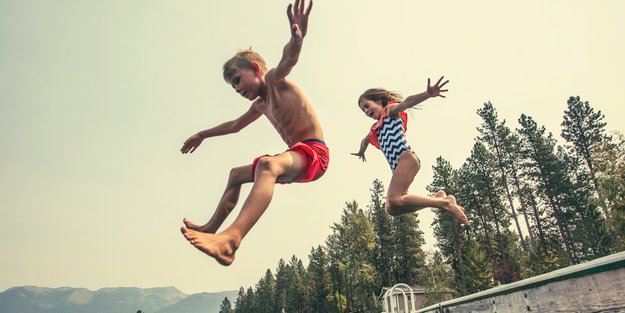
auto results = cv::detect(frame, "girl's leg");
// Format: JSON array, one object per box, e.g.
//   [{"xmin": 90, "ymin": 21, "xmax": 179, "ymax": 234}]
[
  {"xmin": 184, "ymin": 164, "xmax": 254, "ymax": 233},
  {"xmin": 181, "ymin": 150, "xmax": 307, "ymax": 265},
  {"xmin": 386, "ymin": 152, "xmax": 467, "ymax": 224}
]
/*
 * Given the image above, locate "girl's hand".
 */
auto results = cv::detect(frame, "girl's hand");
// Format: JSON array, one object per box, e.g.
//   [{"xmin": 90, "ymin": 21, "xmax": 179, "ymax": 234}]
[
  {"xmin": 351, "ymin": 152, "xmax": 367, "ymax": 162},
  {"xmin": 181, "ymin": 134, "xmax": 204, "ymax": 154},
  {"xmin": 427, "ymin": 76, "xmax": 449, "ymax": 98}
]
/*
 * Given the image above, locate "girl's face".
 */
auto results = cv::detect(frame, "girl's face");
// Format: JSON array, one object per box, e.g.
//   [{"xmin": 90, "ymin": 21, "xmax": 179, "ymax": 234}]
[{"xmin": 358, "ymin": 99, "xmax": 383, "ymax": 120}]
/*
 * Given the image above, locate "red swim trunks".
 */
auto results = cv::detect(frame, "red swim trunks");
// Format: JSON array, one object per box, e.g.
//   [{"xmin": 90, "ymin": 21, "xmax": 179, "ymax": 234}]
[{"xmin": 252, "ymin": 139, "xmax": 330, "ymax": 184}]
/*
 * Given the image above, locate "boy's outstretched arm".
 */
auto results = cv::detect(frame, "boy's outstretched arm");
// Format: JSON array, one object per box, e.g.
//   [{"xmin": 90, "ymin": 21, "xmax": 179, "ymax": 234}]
[
  {"xmin": 181, "ymin": 106, "xmax": 262, "ymax": 154},
  {"xmin": 387, "ymin": 76, "xmax": 449, "ymax": 115},
  {"xmin": 273, "ymin": 0, "xmax": 313, "ymax": 80}
]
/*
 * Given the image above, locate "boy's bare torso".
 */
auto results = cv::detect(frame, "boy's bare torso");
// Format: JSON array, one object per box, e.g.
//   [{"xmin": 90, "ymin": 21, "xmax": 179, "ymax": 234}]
[{"xmin": 253, "ymin": 70, "xmax": 324, "ymax": 147}]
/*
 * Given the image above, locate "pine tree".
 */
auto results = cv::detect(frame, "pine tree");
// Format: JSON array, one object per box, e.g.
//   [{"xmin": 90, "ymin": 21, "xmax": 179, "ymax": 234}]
[
  {"xmin": 557, "ymin": 147, "xmax": 612, "ymax": 260},
  {"xmin": 517, "ymin": 114, "xmax": 576, "ymax": 264},
  {"xmin": 287, "ymin": 256, "xmax": 308, "ymax": 313},
  {"xmin": 307, "ymin": 246, "xmax": 333, "ymax": 313},
  {"xmin": 390, "ymin": 214, "xmax": 427, "ymax": 286},
  {"xmin": 593, "ymin": 132, "xmax": 625, "ymax": 249},
  {"xmin": 236, "ymin": 287, "xmax": 254, "ymax": 313},
  {"xmin": 462, "ymin": 142, "xmax": 522, "ymax": 284},
  {"xmin": 461, "ymin": 237, "xmax": 494, "ymax": 293},
  {"xmin": 326, "ymin": 232, "xmax": 347, "ymax": 313},
  {"xmin": 477, "ymin": 102, "xmax": 528, "ymax": 251},
  {"xmin": 428, "ymin": 156, "xmax": 467, "ymax": 295},
  {"xmin": 219, "ymin": 297, "xmax": 234, "ymax": 313},
  {"xmin": 561, "ymin": 96, "xmax": 623, "ymax": 247},
  {"xmin": 255, "ymin": 269, "xmax": 277, "ymax": 313},
  {"xmin": 421, "ymin": 252, "xmax": 454, "ymax": 305},
  {"xmin": 367, "ymin": 179, "xmax": 395, "ymax": 288},
  {"xmin": 561, "ymin": 96, "xmax": 612, "ymax": 207},
  {"xmin": 234, "ymin": 287, "xmax": 245, "ymax": 313},
  {"xmin": 326, "ymin": 201, "xmax": 378, "ymax": 313},
  {"xmin": 275, "ymin": 259, "xmax": 290, "ymax": 311}
]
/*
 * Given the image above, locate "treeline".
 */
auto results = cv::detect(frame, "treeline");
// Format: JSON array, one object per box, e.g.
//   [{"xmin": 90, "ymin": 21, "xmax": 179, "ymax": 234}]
[
  {"xmin": 431, "ymin": 96, "xmax": 625, "ymax": 294},
  {"xmin": 219, "ymin": 96, "xmax": 625, "ymax": 313}
]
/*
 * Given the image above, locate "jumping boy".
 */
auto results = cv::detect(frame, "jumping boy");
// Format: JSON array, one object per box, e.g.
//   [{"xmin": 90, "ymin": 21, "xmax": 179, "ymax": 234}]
[{"xmin": 180, "ymin": 0, "xmax": 328, "ymax": 266}]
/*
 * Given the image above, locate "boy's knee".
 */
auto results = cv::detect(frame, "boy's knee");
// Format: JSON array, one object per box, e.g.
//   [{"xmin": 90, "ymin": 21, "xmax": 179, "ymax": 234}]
[
  {"xmin": 228, "ymin": 166, "xmax": 249, "ymax": 185},
  {"xmin": 255, "ymin": 157, "xmax": 279, "ymax": 176}
]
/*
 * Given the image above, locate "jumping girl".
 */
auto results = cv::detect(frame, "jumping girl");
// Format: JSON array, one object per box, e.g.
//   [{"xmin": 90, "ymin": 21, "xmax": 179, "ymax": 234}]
[{"xmin": 351, "ymin": 77, "xmax": 468, "ymax": 224}]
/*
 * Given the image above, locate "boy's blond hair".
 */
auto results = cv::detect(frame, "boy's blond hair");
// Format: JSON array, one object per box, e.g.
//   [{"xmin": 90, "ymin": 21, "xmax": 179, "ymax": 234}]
[{"xmin": 223, "ymin": 49, "xmax": 268, "ymax": 82}]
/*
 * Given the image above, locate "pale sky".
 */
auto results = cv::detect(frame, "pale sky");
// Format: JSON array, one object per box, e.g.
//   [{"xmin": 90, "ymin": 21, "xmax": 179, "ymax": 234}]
[{"xmin": 1, "ymin": 0, "xmax": 624, "ymax": 295}]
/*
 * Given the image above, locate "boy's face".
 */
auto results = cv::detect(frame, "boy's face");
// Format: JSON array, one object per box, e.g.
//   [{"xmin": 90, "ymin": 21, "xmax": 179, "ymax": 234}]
[
  {"xmin": 358, "ymin": 99, "xmax": 383, "ymax": 120},
  {"xmin": 227, "ymin": 65, "xmax": 262, "ymax": 100}
]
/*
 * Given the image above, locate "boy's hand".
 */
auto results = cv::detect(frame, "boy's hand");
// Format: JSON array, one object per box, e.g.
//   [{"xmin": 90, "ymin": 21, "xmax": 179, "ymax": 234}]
[
  {"xmin": 426, "ymin": 76, "xmax": 450, "ymax": 98},
  {"xmin": 287, "ymin": 0, "xmax": 312, "ymax": 40},
  {"xmin": 181, "ymin": 134, "xmax": 204, "ymax": 154}
]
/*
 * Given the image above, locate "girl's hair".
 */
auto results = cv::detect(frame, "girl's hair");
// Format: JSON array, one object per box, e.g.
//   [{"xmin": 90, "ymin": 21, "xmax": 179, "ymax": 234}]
[
  {"xmin": 223, "ymin": 49, "xmax": 268, "ymax": 82},
  {"xmin": 358, "ymin": 88, "xmax": 404, "ymax": 107}
]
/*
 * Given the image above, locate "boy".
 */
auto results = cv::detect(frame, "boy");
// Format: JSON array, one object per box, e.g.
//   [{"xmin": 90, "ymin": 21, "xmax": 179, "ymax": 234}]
[{"xmin": 180, "ymin": 0, "xmax": 328, "ymax": 266}]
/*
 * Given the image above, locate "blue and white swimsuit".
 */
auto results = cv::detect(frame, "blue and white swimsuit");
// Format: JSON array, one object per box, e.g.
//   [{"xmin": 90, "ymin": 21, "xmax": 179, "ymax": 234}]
[{"xmin": 368, "ymin": 109, "xmax": 415, "ymax": 172}]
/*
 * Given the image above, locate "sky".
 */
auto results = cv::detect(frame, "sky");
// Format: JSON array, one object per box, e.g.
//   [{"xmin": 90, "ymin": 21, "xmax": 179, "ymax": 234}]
[{"xmin": 1, "ymin": 0, "xmax": 624, "ymax": 295}]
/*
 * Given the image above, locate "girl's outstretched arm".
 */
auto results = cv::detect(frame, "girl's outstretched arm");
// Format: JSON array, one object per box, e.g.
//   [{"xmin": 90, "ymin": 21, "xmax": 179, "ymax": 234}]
[
  {"xmin": 351, "ymin": 133, "xmax": 370, "ymax": 162},
  {"xmin": 387, "ymin": 76, "xmax": 449, "ymax": 115}
]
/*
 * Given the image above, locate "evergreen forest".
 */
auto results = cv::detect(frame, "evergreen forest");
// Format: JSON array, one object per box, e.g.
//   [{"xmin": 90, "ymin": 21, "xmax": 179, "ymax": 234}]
[{"xmin": 219, "ymin": 96, "xmax": 625, "ymax": 313}]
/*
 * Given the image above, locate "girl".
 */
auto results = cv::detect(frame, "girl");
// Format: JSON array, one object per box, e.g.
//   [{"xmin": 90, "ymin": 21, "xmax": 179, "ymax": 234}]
[{"xmin": 352, "ymin": 76, "xmax": 468, "ymax": 224}]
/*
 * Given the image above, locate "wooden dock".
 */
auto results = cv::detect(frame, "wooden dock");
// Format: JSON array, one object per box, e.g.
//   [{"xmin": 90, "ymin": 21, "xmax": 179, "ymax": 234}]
[{"xmin": 417, "ymin": 251, "xmax": 625, "ymax": 313}]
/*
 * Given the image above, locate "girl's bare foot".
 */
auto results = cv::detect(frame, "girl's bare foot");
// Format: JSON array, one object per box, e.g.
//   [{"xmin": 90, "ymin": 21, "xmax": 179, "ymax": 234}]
[
  {"xmin": 180, "ymin": 227, "xmax": 239, "ymax": 266},
  {"xmin": 183, "ymin": 218, "xmax": 214, "ymax": 233},
  {"xmin": 435, "ymin": 190, "xmax": 447, "ymax": 198},
  {"xmin": 444, "ymin": 195, "xmax": 468, "ymax": 224}
]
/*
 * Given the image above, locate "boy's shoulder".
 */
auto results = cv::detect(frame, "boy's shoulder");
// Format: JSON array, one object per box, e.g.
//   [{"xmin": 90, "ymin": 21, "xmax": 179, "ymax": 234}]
[
  {"xmin": 251, "ymin": 97, "xmax": 268, "ymax": 112},
  {"xmin": 264, "ymin": 68, "xmax": 296, "ymax": 91},
  {"xmin": 264, "ymin": 68, "xmax": 279, "ymax": 82}
]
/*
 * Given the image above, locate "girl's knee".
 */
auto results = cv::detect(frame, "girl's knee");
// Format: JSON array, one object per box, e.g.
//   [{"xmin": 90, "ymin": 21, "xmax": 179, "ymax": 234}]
[
  {"xmin": 385, "ymin": 198, "xmax": 403, "ymax": 216},
  {"xmin": 387, "ymin": 195, "xmax": 404, "ymax": 207}
]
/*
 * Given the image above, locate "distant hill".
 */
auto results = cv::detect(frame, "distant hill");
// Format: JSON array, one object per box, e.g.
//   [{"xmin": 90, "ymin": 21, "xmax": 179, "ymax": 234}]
[
  {"xmin": 0, "ymin": 286, "xmax": 238, "ymax": 313},
  {"xmin": 155, "ymin": 291, "xmax": 240, "ymax": 313}
]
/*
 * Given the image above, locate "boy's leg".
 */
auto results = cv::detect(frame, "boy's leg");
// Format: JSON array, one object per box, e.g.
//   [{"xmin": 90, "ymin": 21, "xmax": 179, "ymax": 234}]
[
  {"xmin": 181, "ymin": 150, "xmax": 307, "ymax": 265},
  {"xmin": 386, "ymin": 153, "xmax": 467, "ymax": 224},
  {"xmin": 184, "ymin": 164, "xmax": 254, "ymax": 233}
]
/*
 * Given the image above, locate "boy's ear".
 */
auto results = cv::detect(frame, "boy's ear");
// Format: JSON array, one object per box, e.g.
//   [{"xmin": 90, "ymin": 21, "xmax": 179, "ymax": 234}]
[{"xmin": 251, "ymin": 63, "xmax": 260, "ymax": 76}]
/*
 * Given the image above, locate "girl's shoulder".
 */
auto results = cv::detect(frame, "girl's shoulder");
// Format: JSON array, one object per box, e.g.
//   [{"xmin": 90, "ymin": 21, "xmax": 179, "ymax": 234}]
[
  {"xmin": 385, "ymin": 100, "xmax": 405, "ymax": 117},
  {"xmin": 384, "ymin": 105, "xmax": 405, "ymax": 120}
]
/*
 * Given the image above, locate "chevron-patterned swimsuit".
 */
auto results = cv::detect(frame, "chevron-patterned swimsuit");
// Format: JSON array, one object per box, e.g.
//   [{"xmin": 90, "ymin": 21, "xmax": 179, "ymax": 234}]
[{"xmin": 377, "ymin": 114, "xmax": 414, "ymax": 172}]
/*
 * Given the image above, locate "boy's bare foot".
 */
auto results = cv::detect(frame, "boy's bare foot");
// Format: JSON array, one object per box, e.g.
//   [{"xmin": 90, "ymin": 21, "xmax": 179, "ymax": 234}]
[
  {"xmin": 183, "ymin": 218, "xmax": 214, "ymax": 233},
  {"xmin": 444, "ymin": 195, "xmax": 468, "ymax": 224},
  {"xmin": 435, "ymin": 190, "xmax": 447, "ymax": 198},
  {"xmin": 180, "ymin": 227, "xmax": 239, "ymax": 266}
]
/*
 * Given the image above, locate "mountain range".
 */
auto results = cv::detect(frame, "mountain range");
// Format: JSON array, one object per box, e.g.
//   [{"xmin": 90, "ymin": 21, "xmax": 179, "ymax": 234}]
[{"xmin": 0, "ymin": 286, "xmax": 238, "ymax": 313}]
